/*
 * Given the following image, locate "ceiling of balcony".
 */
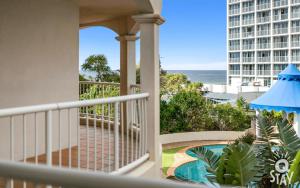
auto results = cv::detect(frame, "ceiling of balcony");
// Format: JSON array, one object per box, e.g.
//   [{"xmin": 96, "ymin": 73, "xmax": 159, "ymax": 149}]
[{"xmin": 79, "ymin": 0, "xmax": 158, "ymax": 27}]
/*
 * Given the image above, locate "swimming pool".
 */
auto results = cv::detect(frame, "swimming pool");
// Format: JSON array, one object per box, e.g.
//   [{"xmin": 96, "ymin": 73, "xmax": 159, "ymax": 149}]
[{"xmin": 174, "ymin": 145, "xmax": 226, "ymax": 185}]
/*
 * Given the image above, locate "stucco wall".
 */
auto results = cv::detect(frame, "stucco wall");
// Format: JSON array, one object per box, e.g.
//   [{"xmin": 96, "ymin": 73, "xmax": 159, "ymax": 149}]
[
  {"xmin": 0, "ymin": 0, "xmax": 79, "ymax": 160},
  {"xmin": 159, "ymin": 131, "xmax": 246, "ymax": 145}
]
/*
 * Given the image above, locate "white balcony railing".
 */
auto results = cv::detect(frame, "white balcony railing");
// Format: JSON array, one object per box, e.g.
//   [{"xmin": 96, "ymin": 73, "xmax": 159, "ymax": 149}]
[
  {"xmin": 242, "ymin": 6, "xmax": 254, "ymax": 13},
  {"xmin": 257, "ymin": 30, "xmax": 270, "ymax": 36},
  {"xmin": 243, "ymin": 57, "xmax": 255, "ymax": 62},
  {"xmin": 229, "ymin": 33, "xmax": 240, "ymax": 39},
  {"xmin": 292, "ymin": 41, "xmax": 300, "ymax": 47},
  {"xmin": 257, "ymin": 3, "xmax": 270, "ymax": 10},
  {"xmin": 229, "ymin": 0, "xmax": 240, "ymax": 4},
  {"xmin": 0, "ymin": 160, "xmax": 203, "ymax": 188},
  {"xmin": 230, "ymin": 45, "xmax": 240, "ymax": 51},
  {"xmin": 273, "ymin": 0, "xmax": 288, "ymax": 7},
  {"xmin": 229, "ymin": 58, "xmax": 240, "ymax": 63},
  {"xmin": 257, "ymin": 70, "xmax": 271, "ymax": 75},
  {"xmin": 242, "ymin": 19, "xmax": 254, "ymax": 25},
  {"xmin": 229, "ymin": 70, "xmax": 240, "ymax": 75},
  {"xmin": 273, "ymin": 42, "xmax": 288, "ymax": 48},
  {"xmin": 0, "ymin": 90, "xmax": 149, "ymax": 177},
  {"xmin": 292, "ymin": 0, "xmax": 300, "ymax": 4},
  {"xmin": 273, "ymin": 14, "xmax": 288, "ymax": 21},
  {"xmin": 292, "ymin": 56, "xmax": 300, "ymax": 62},
  {"xmin": 291, "ymin": 26, "xmax": 300, "ymax": 33},
  {"xmin": 257, "ymin": 57, "xmax": 271, "ymax": 62},
  {"xmin": 242, "ymin": 32, "xmax": 255, "ymax": 38},
  {"xmin": 229, "ymin": 21, "xmax": 240, "ymax": 27},
  {"xmin": 242, "ymin": 70, "xmax": 255, "ymax": 75},
  {"xmin": 292, "ymin": 12, "xmax": 300, "ymax": 19},
  {"xmin": 273, "ymin": 28, "xmax": 288, "ymax": 34},
  {"xmin": 257, "ymin": 16, "xmax": 270, "ymax": 23},
  {"xmin": 242, "ymin": 44, "xmax": 254, "ymax": 50},
  {"xmin": 274, "ymin": 56, "xmax": 288, "ymax": 62},
  {"xmin": 257, "ymin": 43, "xmax": 270, "ymax": 49},
  {"xmin": 274, "ymin": 69, "xmax": 285, "ymax": 75},
  {"xmin": 229, "ymin": 8, "xmax": 240, "ymax": 15}
]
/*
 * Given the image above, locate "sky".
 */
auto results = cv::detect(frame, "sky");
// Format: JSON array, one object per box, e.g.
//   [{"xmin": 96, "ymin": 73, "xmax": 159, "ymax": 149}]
[{"xmin": 79, "ymin": 0, "xmax": 227, "ymax": 71}]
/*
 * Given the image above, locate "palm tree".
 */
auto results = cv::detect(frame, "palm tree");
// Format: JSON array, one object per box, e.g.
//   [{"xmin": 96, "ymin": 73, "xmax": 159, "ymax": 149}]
[{"xmin": 190, "ymin": 115, "xmax": 300, "ymax": 187}]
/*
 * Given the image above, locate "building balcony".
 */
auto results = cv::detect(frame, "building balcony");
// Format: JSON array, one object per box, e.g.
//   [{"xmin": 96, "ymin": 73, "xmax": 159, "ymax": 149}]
[
  {"xmin": 229, "ymin": 0, "xmax": 240, "ymax": 4},
  {"xmin": 257, "ymin": 30, "xmax": 270, "ymax": 36},
  {"xmin": 229, "ymin": 21, "xmax": 240, "ymax": 27},
  {"xmin": 257, "ymin": 70, "xmax": 271, "ymax": 76},
  {"xmin": 257, "ymin": 3, "xmax": 270, "ymax": 10},
  {"xmin": 243, "ymin": 57, "xmax": 255, "ymax": 62},
  {"xmin": 291, "ymin": 26, "xmax": 300, "ymax": 33},
  {"xmin": 242, "ymin": 19, "xmax": 254, "ymax": 25},
  {"xmin": 229, "ymin": 8, "xmax": 240, "ymax": 15},
  {"xmin": 273, "ymin": 14, "xmax": 288, "ymax": 21},
  {"xmin": 292, "ymin": 41, "xmax": 300, "ymax": 47},
  {"xmin": 229, "ymin": 58, "xmax": 241, "ymax": 63},
  {"xmin": 273, "ymin": 0, "xmax": 288, "ymax": 7},
  {"xmin": 257, "ymin": 43, "xmax": 270, "ymax": 49},
  {"xmin": 242, "ymin": 44, "xmax": 254, "ymax": 50},
  {"xmin": 229, "ymin": 45, "xmax": 240, "ymax": 51},
  {"xmin": 274, "ymin": 56, "xmax": 288, "ymax": 62},
  {"xmin": 274, "ymin": 69, "xmax": 285, "ymax": 75},
  {"xmin": 292, "ymin": 0, "xmax": 300, "ymax": 5},
  {"xmin": 273, "ymin": 28, "xmax": 288, "ymax": 35},
  {"xmin": 257, "ymin": 57, "xmax": 271, "ymax": 62},
  {"xmin": 229, "ymin": 70, "xmax": 241, "ymax": 75},
  {"xmin": 242, "ymin": 6, "xmax": 254, "ymax": 13},
  {"xmin": 292, "ymin": 12, "xmax": 300, "ymax": 19},
  {"xmin": 242, "ymin": 32, "xmax": 255, "ymax": 38},
  {"xmin": 292, "ymin": 56, "xmax": 300, "ymax": 62},
  {"xmin": 229, "ymin": 33, "xmax": 240, "ymax": 39},
  {"xmin": 242, "ymin": 70, "xmax": 255, "ymax": 75},
  {"xmin": 273, "ymin": 42, "xmax": 288, "ymax": 48},
  {"xmin": 257, "ymin": 16, "xmax": 270, "ymax": 23}
]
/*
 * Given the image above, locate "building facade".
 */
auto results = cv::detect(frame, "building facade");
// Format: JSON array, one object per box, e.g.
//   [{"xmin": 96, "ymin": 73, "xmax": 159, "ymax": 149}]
[{"xmin": 227, "ymin": 0, "xmax": 300, "ymax": 87}]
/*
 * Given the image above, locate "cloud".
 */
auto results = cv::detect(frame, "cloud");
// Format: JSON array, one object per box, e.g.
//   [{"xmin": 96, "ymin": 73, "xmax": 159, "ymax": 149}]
[{"xmin": 162, "ymin": 62, "xmax": 227, "ymax": 70}]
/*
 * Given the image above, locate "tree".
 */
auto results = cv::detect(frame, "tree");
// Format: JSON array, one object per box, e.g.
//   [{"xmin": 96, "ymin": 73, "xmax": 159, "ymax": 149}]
[
  {"xmin": 160, "ymin": 73, "xmax": 190, "ymax": 95},
  {"xmin": 79, "ymin": 74, "xmax": 88, "ymax": 81},
  {"xmin": 81, "ymin": 55, "xmax": 119, "ymax": 82}
]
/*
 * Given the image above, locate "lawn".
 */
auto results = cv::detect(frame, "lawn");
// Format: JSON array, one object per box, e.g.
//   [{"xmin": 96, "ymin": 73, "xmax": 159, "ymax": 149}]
[{"xmin": 162, "ymin": 146, "xmax": 186, "ymax": 176}]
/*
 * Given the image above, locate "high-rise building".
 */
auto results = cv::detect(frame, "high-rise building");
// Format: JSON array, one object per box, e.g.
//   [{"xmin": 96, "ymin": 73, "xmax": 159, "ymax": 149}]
[{"xmin": 227, "ymin": 0, "xmax": 300, "ymax": 87}]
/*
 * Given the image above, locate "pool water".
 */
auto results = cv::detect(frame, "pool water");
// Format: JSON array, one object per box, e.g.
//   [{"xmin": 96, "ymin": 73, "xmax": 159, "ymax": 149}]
[{"xmin": 174, "ymin": 145, "xmax": 226, "ymax": 185}]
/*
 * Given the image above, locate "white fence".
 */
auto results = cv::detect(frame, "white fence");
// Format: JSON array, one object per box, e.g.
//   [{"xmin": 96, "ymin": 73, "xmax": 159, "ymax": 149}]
[
  {"xmin": 203, "ymin": 84, "xmax": 269, "ymax": 94},
  {"xmin": 0, "ymin": 93, "xmax": 150, "ymax": 188}
]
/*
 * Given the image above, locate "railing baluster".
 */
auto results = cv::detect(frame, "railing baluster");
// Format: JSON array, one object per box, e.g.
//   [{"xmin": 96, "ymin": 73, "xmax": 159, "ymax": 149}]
[
  {"xmin": 68, "ymin": 109, "xmax": 71, "ymax": 168},
  {"xmin": 58, "ymin": 111, "xmax": 61, "ymax": 167},
  {"xmin": 77, "ymin": 108, "xmax": 81, "ymax": 169},
  {"xmin": 138, "ymin": 100, "xmax": 142, "ymax": 157},
  {"xmin": 35, "ymin": 113, "xmax": 38, "ymax": 164},
  {"xmin": 93, "ymin": 106, "xmax": 97, "ymax": 171},
  {"xmin": 101, "ymin": 104, "xmax": 104, "ymax": 171},
  {"xmin": 135, "ymin": 100, "xmax": 138, "ymax": 160},
  {"xmin": 126, "ymin": 101, "xmax": 129, "ymax": 165},
  {"xmin": 121, "ymin": 102, "xmax": 124, "ymax": 167},
  {"xmin": 108, "ymin": 104, "xmax": 111, "ymax": 172},
  {"xmin": 86, "ymin": 107, "xmax": 89, "ymax": 170},
  {"xmin": 46, "ymin": 111, "xmax": 53, "ymax": 166},
  {"xmin": 9, "ymin": 116, "xmax": 14, "ymax": 188},
  {"xmin": 131, "ymin": 100, "xmax": 134, "ymax": 163},
  {"xmin": 114, "ymin": 102, "xmax": 119, "ymax": 171}
]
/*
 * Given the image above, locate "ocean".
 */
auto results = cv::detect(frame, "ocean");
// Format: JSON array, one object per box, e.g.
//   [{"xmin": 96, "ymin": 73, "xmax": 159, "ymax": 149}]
[{"xmin": 167, "ymin": 70, "xmax": 227, "ymax": 85}]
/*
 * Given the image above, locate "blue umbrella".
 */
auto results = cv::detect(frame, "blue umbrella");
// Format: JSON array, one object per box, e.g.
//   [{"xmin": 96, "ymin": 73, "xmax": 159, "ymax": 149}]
[{"xmin": 250, "ymin": 64, "xmax": 300, "ymax": 136}]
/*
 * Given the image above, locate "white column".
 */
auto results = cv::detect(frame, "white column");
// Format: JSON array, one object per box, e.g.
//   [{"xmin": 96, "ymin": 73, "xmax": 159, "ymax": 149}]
[
  {"xmin": 133, "ymin": 14, "xmax": 165, "ymax": 175},
  {"xmin": 294, "ymin": 113, "xmax": 300, "ymax": 137},
  {"xmin": 116, "ymin": 35, "xmax": 138, "ymax": 96}
]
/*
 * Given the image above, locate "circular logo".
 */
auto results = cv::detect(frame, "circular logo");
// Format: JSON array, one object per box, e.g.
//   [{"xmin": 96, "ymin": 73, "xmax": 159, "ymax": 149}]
[{"xmin": 275, "ymin": 159, "xmax": 289, "ymax": 174}]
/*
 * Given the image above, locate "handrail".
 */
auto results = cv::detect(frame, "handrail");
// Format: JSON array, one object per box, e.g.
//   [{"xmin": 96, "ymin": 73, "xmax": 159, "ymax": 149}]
[
  {"xmin": 80, "ymin": 81, "xmax": 120, "ymax": 86},
  {"xmin": 0, "ymin": 93, "xmax": 149, "ymax": 117},
  {"xmin": 0, "ymin": 160, "xmax": 206, "ymax": 188}
]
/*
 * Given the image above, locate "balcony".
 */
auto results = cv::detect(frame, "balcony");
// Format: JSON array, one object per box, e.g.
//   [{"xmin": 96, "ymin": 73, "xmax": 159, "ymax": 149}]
[
  {"xmin": 292, "ymin": 56, "xmax": 300, "ymax": 62},
  {"xmin": 242, "ymin": 6, "xmax": 254, "ymax": 13},
  {"xmin": 229, "ymin": 8, "xmax": 240, "ymax": 15},
  {"xmin": 229, "ymin": 58, "xmax": 241, "ymax": 63},
  {"xmin": 257, "ymin": 3, "xmax": 270, "ymax": 10},
  {"xmin": 273, "ymin": 14, "xmax": 288, "ymax": 21},
  {"xmin": 292, "ymin": 41, "xmax": 300, "ymax": 47},
  {"xmin": 257, "ymin": 70, "xmax": 271, "ymax": 76},
  {"xmin": 257, "ymin": 43, "xmax": 270, "ymax": 49},
  {"xmin": 274, "ymin": 56, "xmax": 288, "ymax": 62},
  {"xmin": 242, "ymin": 19, "xmax": 254, "ymax": 25},
  {"xmin": 257, "ymin": 57, "xmax": 271, "ymax": 62},
  {"xmin": 273, "ymin": 28, "xmax": 288, "ymax": 34},
  {"xmin": 292, "ymin": 12, "xmax": 300, "ymax": 19},
  {"xmin": 273, "ymin": 0, "xmax": 288, "ymax": 7},
  {"xmin": 242, "ymin": 70, "xmax": 255, "ymax": 75},
  {"xmin": 291, "ymin": 26, "xmax": 300, "ymax": 33},
  {"xmin": 229, "ymin": 33, "xmax": 240, "ymax": 39},
  {"xmin": 229, "ymin": 21, "xmax": 240, "ymax": 27},
  {"xmin": 292, "ymin": 0, "xmax": 300, "ymax": 4},
  {"xmin": 242, "ymin": 44, "xmax": 254, "ymax": 50},
  {"xmin": 273, "ymin": 42, "xmax": 288, "ymax": 48},
  {"xmin": 257, "ymin": 30, "xmax": 270, "ymax": 36},
  {"xmin": 257, "ymin": 16, "xmax": 270, "ymax": 23},
  {"xmin": 242, "ymin": 31, "xmax": 254, "ymax": 38},
  {"xmin": 229, "ymin": 0, "xmax": 240, "ymax": 4},
  {"xmin": 243, "ymin": 57, "xmax": 255, "ymax": 62},
  {"xmin": 229, "ymin": 70, "xmax": 241, "ymax": 75},
  {"xmin": 229, "ymin": 45, "xmax": 240, "ymax": 51},
  {"xmin": 274, "ymin": 69, "xmax": 285, "ymax": 75}
]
